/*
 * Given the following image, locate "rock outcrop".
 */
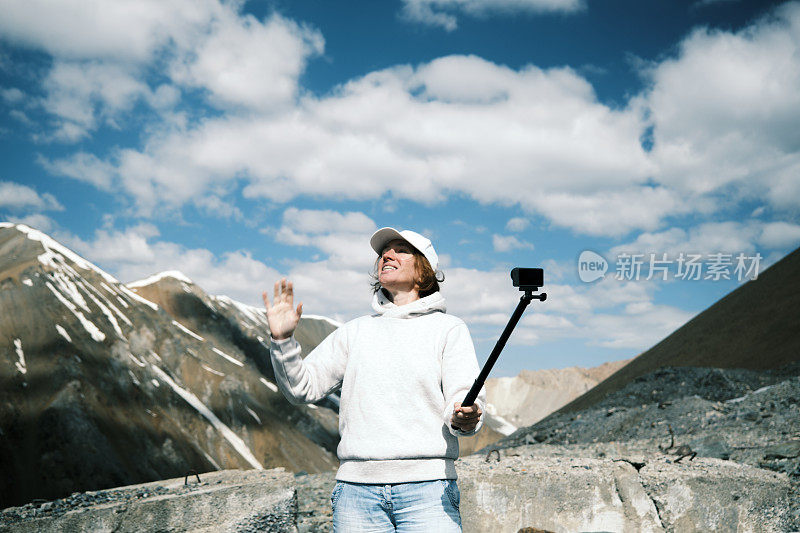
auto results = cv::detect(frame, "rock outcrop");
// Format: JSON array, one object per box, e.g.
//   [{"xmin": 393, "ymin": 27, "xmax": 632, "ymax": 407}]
[
  {"xmin": 0, "ymin": 469, "xmax": 298, "ymax": 533},
  {"xmin": 5, "ymin": 457, "xmax": 796, "ymax": 533},
  {"xmin": 455, "ymin": 452, "xmax": 798, "ymax": 533}
]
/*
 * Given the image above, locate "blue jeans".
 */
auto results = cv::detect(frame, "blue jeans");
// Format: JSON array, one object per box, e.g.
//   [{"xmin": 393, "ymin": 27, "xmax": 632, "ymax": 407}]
[{"xmin": 331, "ymin": 479, "xmax": 462, "ymax": 532}]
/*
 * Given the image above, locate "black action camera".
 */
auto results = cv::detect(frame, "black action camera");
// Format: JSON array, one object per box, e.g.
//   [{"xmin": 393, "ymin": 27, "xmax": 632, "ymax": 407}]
[{"xmin": 511, "ymin": 267, "xmax": 544, "ymax": 290}]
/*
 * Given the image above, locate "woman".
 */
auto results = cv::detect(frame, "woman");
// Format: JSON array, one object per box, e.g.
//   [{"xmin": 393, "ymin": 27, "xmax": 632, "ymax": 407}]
[{"xmin": 263, "ymin": 227, "xmax": 485, "ymax": 532}]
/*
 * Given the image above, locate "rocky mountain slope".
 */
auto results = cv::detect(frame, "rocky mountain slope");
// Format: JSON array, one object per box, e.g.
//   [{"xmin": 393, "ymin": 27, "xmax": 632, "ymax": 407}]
[
  {"xmin": 496, "ymin": 364, "xmax": 800, "ymax": 476},
  {"xmin": 485, "ymin": 359, "xmax": 629, "ymax": 428},
  {"xmin": 0, "ymin": 223, "xmax": 340, "ymax": 509},
  {"xmin": 457, "ymin": 359, "xmax": 629, "ymax": 455}
]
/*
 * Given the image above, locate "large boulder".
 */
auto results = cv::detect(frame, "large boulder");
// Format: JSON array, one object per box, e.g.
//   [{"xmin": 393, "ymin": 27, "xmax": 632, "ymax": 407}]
[
  {"xmin": 455, "ymin": 452, "xmax": 798, "ymax": 533},
  {"xmin": 1, "ymin": 469, "xmax": 297, "ymax": 533}
]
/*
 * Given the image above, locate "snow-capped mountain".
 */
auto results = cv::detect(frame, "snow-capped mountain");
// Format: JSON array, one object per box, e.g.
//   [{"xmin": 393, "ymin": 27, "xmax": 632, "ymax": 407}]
[{"xmin": 0, "ymin": 223, "xmax": 340, "ymax": 508}]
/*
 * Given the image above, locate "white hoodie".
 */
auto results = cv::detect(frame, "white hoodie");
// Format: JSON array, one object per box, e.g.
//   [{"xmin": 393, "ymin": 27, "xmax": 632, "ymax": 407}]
[{"xmin": 269, "ymin": 291, "xmax": 487, "ymax": 483}]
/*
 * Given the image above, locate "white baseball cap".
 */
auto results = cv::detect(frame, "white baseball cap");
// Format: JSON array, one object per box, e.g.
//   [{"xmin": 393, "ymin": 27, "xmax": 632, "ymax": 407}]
[{"xmin": 370, "ymin": 227, "xmax": 439, "ymax": 271}]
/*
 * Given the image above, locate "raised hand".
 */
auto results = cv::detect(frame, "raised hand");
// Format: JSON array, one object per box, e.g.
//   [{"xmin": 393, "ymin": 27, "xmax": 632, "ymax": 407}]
[{"xmin": 263, "ymin": 278, "xmax": 303, "ymax": 340}]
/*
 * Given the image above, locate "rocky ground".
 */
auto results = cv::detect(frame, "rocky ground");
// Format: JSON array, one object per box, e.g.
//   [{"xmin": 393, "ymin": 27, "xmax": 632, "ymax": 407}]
[
  {"xmin": 290, "ymin": 363, "xmax": 800, "ymax": 531},
  {"xmin": 495, "ymin": 363, "xmax": 800, "ymax": 476},
  {"xmin": 0, "ymin": 467, "xmax": 335, "ymax": 532},
  {"xmin": 0, "ymin": 469, "xmax": 298, "ymax": 532},
  {"xmin": 293, "ymin": 470, "xmax": 337, "ymax": 533}
]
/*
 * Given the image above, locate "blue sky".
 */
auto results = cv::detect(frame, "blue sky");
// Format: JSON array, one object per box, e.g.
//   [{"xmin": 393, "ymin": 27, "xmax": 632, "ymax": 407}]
[{"xmin": 1, "ymin": 0, "xmax": 799, "ymax": 376}]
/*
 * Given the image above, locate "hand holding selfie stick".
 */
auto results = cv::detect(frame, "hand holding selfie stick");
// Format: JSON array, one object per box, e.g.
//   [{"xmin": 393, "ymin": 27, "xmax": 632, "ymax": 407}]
[{"xmin": 461, "ymin": 268, "xmax": 546, "ymax": 407}]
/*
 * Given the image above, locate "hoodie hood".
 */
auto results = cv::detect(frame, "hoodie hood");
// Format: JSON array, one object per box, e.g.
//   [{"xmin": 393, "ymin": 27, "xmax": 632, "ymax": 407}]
[{"xmin": 371, "ymin": 291, "xmax": 447, "ymax": 318}]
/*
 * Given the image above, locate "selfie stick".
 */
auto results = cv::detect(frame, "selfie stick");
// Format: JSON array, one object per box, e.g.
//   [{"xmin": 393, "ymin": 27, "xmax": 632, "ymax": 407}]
[{"xmin": 461, "ymin": 269, "xmax": 546, "ymax": 407}]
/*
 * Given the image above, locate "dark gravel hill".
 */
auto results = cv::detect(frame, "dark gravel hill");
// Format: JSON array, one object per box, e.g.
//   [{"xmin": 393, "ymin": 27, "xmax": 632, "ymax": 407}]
[
  {"xmin": 492, "ymin": 363, "xmax": 800, "ymax": 478},
  {"xmin": 558, "ymin": 246, "xmax": 800, "ymax": 415}
]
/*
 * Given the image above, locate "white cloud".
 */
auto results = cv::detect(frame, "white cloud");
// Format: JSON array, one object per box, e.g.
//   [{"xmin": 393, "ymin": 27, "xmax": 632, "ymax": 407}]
[
  {"xmin": 40, "ymin": 60, "xmax": 152, "ymax": 141},
  {"xmin": 643, "ymin": 2, "xmax": 800, "ymax": 210},
  {"xmin": 610, "ymin": 222, "xmax": 760, "ymax": 257},
  {"xmin": 280, "ymin": 259, "xmax": 375, "ymax": 322},
  {"xmin": 3, "ymin": 2, "xmax": 324, "ymax": 142},
  {"xmin": 194, "ymin": 195, "xmax": 244, "ymax": 221},
  {"xmin": 9, "ymin": 109, "xmax": 34, "ymax": 127},
  {"xmin": 441, "ymin": 266, "xmax": 693, "ymax": 351},
  {"xmin": 39, "ymin": 152, "xmax": 116, "ymax": 191},
  {"xmin": 14, "ymin": 0, "xmax": 800, "ymax": 244},
  {"xmin": 401, "ymin": 2, "xmax": 459, "ymax": 32},
  {"xmin": 506, "ymin": 217, "xmax": 529, "ymax": 232},
  {"xmin": 759, "ymin": 221, "xmax": 800, "ymax": 249},
  {"xmin": 557, "ymin": 278, "xmax": 695, "ymax": 351},
  {"xmin": 1, "ymin": 87, "xmax": 24, "ymax": 104},
  {"xmin": 0, "ymin": 181, "xmax": 63, "ymax": 211},
  {"xmin": 400, "ymin": 0, "xmax": 584, "ymax": 31},
  {"xmin": 273, "ymin": 208, "xmax": 378, "ymax": 268},
  {"xmin": 610, "ymin": 220, "xmax": 800, "ymax": 259},
  {"xmin": 492, "ymin": 234, "xmax": 534, "ymax": 252},
  {"xmin": 0, "ymin": 0, "xmax": 220, "ymax": 62},
  {"xmin": 170, "ymin": 13, "xmax": 323, "ymax": 110},
  {"xmin": 148, "ymin": 85, "xmax": 181, "ymax": 110},
  {"xmin": 65, "ymin": 224, "xmax": 282, "ymax": 307},
  {"xmin": 68, "ymin": 224, "xmax": 160, "ymax": 265},
  {"xmin": 533, "ymin": 187, "xmax": 691, "ymax": 237},
  {"xmin": 280, "ymin": 207, "xmax": 376, "ymax": 235},
  {"xmin": 584, "ymin": 302, "xmax": 695, "ymax": 349},
  {"xmin": 104, "ymin": 55, "xmax": 654, "ymax": 228},
  {"xmin": 3, "ymin": 213, "xmax": 57, "ymax": 232}
]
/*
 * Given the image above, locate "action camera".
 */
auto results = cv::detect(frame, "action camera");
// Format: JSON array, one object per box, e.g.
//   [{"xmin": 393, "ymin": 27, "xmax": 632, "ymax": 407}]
[{"xmin": 511, "ymin": 267, "xmax": 544, "ymax": 290}]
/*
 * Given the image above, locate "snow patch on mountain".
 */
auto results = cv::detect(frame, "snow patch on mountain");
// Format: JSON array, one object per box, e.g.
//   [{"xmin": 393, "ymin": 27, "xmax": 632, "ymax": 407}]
[
  {"xmin": 202, "ymin": 364, "xmax": 225, "ymax": 377},
  {"xmin": 127, "ymin": 271, "xmax": 193, "ymax": 288},
  {"xmin": 212, "ymin": 347, "xmax": 244, "ymax": 367},
  {"xmin": 80, "ymin": 281, "xmax": 125, "ymax": 338},
  {"xmin": 119, "ymin": 285, "xmax": 159, "ymax": 310},
  {"xmin": 127, "ymin": 352, "xmax": 146, "ymax": 368},
  {"xmin": 216, "ymin": 296, "xmax": 267, "ymax": 326},
  {"xmin": 45, "ymin": 281, "xmax": 106, "ymax": 342},
  {"xmin": 302, "ymin": 313, "xmax": 344, "ymax": 328},
  {"xmin": 77, "ymin": 277, "xmax": 132, "ymax": 327},
  {"xmin": 14, "ymin": 224, "xmax": 119, "ymax": 286},
  {"xmin": 150, "ymin": 365, "xmax": 262, "ymax": 470},
  {"xmin": 13, "ymin": 339, "xmax": 26, "ymax": 374},
  {"xmin": 726, "ymin": 384, "xmax": 777, "ymax": 404},
  {"xmin": 260, "ymin": 378, "xmax": 278, "ymax": 393},
  {"xmin": 245, "ymin": 407, "xmax": 261, "ymax": 424},
  {"xmin": 55, "ymin": 324, "xmax": 72, "ymax": 343},
  {"xmin": 171, "ymin": 320, "xmax": 204, "ymax": 341}
]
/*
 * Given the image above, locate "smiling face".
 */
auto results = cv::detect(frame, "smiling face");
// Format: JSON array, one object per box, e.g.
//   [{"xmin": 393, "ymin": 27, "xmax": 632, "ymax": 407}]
[{"xmin": 378, "ymin": 238, "xmax": 419, "ymax": 296}]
